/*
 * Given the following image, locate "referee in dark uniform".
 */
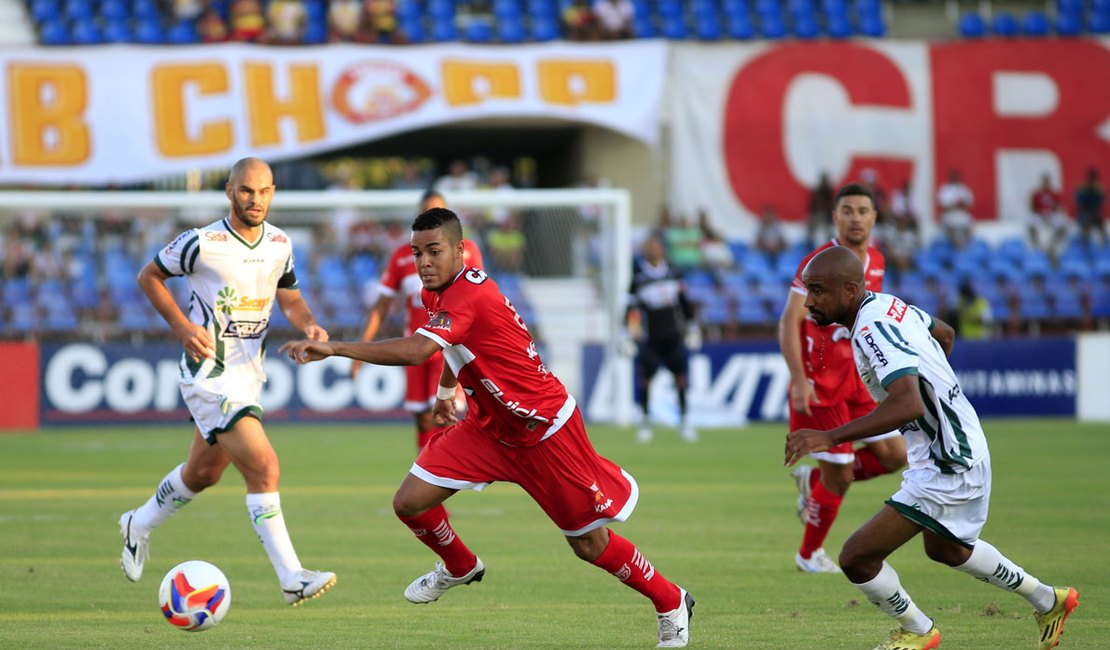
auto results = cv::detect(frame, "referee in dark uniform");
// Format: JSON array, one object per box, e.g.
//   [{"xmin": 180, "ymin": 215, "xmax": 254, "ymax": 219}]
[{"xmin": 625, "ymin": 234, "xmax": 700, "ymax": 443}]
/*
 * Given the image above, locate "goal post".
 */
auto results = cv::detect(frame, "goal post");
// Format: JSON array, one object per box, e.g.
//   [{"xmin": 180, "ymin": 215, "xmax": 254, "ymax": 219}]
[{"xmin": 0, "ymin": 188, "xmax": 636, "ymax": 425}]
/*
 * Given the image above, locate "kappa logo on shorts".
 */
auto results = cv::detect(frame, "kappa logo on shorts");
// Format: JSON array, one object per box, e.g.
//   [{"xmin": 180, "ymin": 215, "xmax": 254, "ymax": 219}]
[{"xmin": 591, "ymin": 483, "xmax": 614, "ymax": 513}]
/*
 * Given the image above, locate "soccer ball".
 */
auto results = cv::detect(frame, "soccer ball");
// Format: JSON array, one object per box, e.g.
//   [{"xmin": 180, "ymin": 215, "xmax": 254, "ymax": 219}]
[{"xmin": 158, "ymin": 560, "xmax": 231, "ymax": 631}]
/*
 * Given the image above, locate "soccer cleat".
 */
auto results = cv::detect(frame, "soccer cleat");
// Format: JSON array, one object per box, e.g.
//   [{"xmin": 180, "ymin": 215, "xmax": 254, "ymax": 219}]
[
  {"xmin": 403, "ymin": 557, "xmax": 485, "ymax": 604},
  {"xmin": 1035, "ymin": 586, "xmax": 1079, "ymax": 649},
  {"xmin": 119, "ymin": 510, "xmax": 150, "ymax": 582},
  {"xmin": 282, "ymin": 569, "xmax": 337, "ymax": 606},
  {"xmin": 871, "ymin": 626, "xmax": 941, "ymax": 650},
  {"xmin": 791, "ymin": 464, "xmax": 813, "ymax": 523},
  {"xmin": 656, "ymin": 587, "xmax": 695, "ymax": 648},
  {"xmin": 637, "ymin": 426, "xmax": 654, "ymax": 444},
  {"xmin": 679, "ymin": 424, "xmax": 699, "ymax": 443},
  {"xmin": 795, "ymin": 548, "xmax": 842, "ymax": 573}
]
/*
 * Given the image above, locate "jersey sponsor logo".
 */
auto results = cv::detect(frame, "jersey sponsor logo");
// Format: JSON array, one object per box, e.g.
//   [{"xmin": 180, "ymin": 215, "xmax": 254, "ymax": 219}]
[
  {"xmin": 862, "ymin": 330, "xmax": 889, "ymax": 367},
  {"xmin": 243, "ymin": 257, "xmax": 266, "ymax": 264},
  {"xmin": 266, "ymin": 232, "xmax": 288, "ymax": 243},
  {"xmin": 464, "ymin": 268, "xmax": 488, "ymax": 284},
  {"xmin": 204, "ymin": 231, "xmax": 230, "ymax": 242},
  {"xmin": 886, "ymin": 298, "xmax": 908, "ymax": 322},
  {"xmin": 332, "ymin": 59, "xmax": 431, "ymax": 125},
  {"xmin": 426, "ymin": 312, "xmax": 452, "ymax": 331},
  {"xmin": 479, "ymin": 377, "xmax": 549, "ymax": 422},
  {"xmin": 898, "ymin": 421, "xmax": 921, "ymax": 434},
  {"xmin": 224, "ymin": 318, "xmax": 269, "ymax": 339},
  {"xmin": 217, "ymin": 287, "xmax": 270, "ymax": 314}
]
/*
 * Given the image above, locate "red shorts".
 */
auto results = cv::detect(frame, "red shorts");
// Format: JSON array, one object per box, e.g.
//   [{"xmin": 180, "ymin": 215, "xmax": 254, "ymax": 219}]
[
  {"xmin": 411, "ymin": 409, "xmax": 639, "ymax": 536},
  {"xmin": 790, "ymin": 379, "xmax": 894, "ymax": 461},
  {"xmin": 404, "ymin": 350, "xmax": 443, "ymax": 413}
]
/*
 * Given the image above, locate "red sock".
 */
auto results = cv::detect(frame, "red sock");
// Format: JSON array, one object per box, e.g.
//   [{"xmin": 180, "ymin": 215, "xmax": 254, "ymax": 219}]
[
  {"xmin": 591, "ymin": 530, "xmax": 681, "ymax": 612},
  {"xmin": 799, "ymin": 480, "xmax": 843, "ymax": 559},
  {"xmin": 808, "ymin": 466, "xmax": 821, "ymax": 490},
  {"xmin": 852, "ymin": 447, "xmax": 890, "ymax": 481},
  {"xmin": 397, "ymin": 504, "xmax": 477, "ymax": 577}
]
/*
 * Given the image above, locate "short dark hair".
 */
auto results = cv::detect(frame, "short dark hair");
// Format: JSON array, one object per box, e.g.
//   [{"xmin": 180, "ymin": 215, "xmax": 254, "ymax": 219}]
[
  {"xmin": 412, "ymin": 207, "xmax": 463, "ymax": 244},
  {"xmin": 835, "ymin": 182, "xmax": 874, "ymax": 204}
]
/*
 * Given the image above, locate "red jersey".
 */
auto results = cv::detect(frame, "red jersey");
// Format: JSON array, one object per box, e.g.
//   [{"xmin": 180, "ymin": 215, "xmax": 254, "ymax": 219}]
[
  {"xmin": 791, "ymin": 239, "xmax": 885, "ymax": 404},
  {"xmin": 1031, "ymin": 188, "xmax": 1063, "ymax": 217},
  {"xmin": 378, "ymin": 240, "xmax": 483, "ymax": 335},
  {"xmin": 417, "ymin": 267, "xmax": 575, "ymax": 447}
]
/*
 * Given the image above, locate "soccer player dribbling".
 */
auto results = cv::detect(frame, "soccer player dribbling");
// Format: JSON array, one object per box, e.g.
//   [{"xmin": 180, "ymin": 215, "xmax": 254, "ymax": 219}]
[
  {"xmin": 119, "ymin": 157, "xmax": 336, "ymax": 606},
  {"xmin": 785, "ymin": 246, "xmax": 1079, "ymax": 650},
  {"xmin": 778, "ymin": 182, "xmax": 907, "ymax": 573},
  {"xmin": 282, "ymin": 207, "xmax": 695, "ymax": 647}
]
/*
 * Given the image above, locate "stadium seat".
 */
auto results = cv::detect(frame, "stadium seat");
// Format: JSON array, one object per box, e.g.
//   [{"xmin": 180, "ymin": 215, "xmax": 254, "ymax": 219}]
[
  {"xmin": 8, "ymin": 303, "xmax": 40, "ymax": 331},
  {"xmin": 958, "ymin": 13, "xmax": 986, "ymax": 37},
  {"xmin": 133, "ymin": 18, "xmax": 165, "ymax": 44},
  {"xmin": 759, "ymin": 12, "xmax": 788, "ymax": 38},
  {"xmin": 166, "ymin": 21, "xmax": 198, "ymax": 44},
  {"xmin": 100, "ymin": 0, "xmax": 129, "ymax": 20},
  {"xmin": 1089, "ymin": 12, "xmax": 1110, "ymax": 33},
  {"xmin": 131, "ymin": 0, "xmax": 161, "ymax": 20},
  {"xmin": 793, "ymin": 15, "xmax": 820, "ymax": 38},
  {"xmin": 661, "ymin": 14, "xmax": 688, "ymax": 38},
  {"xmin": 431, "ymin": 16, "xmax": 458, "ymax": 41},
  {"xmin": 826, "ymin": 11, "xmax": 852, "ymax": 38},
  {"xmin": 466, "ymin": 18, "xmax": 495, "ymax": 42},
  {"xmin": 70, "ymin": 17, "xmax": 103, "ymax": 45},
  {"xmin": 63, "ymin": 0, "xmax": 93, "ymax": 20},
  {"xmin": 395, "ymin": 0, "xmax": 422, "ymax": 22},
  {"xmin": 527, "ymin": 0, "xmax": 559, "ymax": 18},
  {"xmin": 498, "ymin": 16, "xmax": 526, "ymax": 42},
  {"xmin": 31, "ymin": 0, "xmax": 61, "ymax": 23},
  {"xmin": 695, "ymin": 14, "xmax": 722, "ymax": 39},
  {"xmin": 103, "ymin": 18, "xmax": 132, "ymax": 42},
  {"xmin": 428, "ymin": 0, "xmax": 456, "ymax": 19},
  {"xmin": 858, "ymin": 12, "xmax": 885, "ymax": 36},
  {"xmin": 1055, "ymin": 12, "xmax": 1082, "ymax": 35},
  {"xmin": 493, "ymin": 0, "xmax": 523, "ymax": 18},
  {"xmin": 304, "ymin": 0, "xmax": 326, "ymax": 21},
  {"xmin": 399, "ymin": 16, "xmax": 425, "ymax": 43},
  {"xmin": 692, "ymin": 0, "xmax": 720, "ymax": 17},
  {"xmin": 302, "ymin": 19, "xmax": 328, "ymax": 44},
  {"xmin": 633, "ymin": 13, "xmax": 656, "ymax": 37},
  {"xmin": 723, "ymin": 0, "xmax": 748, "ymax": 14},
  {"xmin": 38, "ymin": 18, "xmax": 70, "ymax": 45},
  {"xmin": 531, "ymin": 15, "xmax": 561, "ymax": 40},
  {"xmin": 658, "ymin": 0, "xmax": 685, "ymax": 18},
  {"xmin": 1022, "ymin": 10, "xmax": 1050, "ymax": 35},
  {"xmin": 991, "ymin": 12, "xmax": 1019, "ymax": 36}
]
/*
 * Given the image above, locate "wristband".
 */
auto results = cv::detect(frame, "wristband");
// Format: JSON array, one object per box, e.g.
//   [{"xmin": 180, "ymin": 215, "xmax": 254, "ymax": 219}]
[{"xmin": 436, "ymin": 384, "xmax": 456, "ymax": 401}]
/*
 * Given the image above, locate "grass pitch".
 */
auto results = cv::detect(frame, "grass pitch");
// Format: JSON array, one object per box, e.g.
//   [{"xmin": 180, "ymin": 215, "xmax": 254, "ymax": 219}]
[{"xmin": 0, "ymin": 419, "xmax": 1106, "ymax": 649}]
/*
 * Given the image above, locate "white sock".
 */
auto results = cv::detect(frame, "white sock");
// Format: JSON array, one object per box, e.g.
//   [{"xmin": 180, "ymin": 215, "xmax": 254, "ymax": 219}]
[
  {"xmin": 246, "ymin": 492, "xmax": 302, "ymax": 585},
  {"xmin": 853, "ymin": 562, "xmax": 934, "ymax": 634},
  {"xmin": 954, "ymin": 539, "xmax": 1055, "ymax": 613},
  {"xmin": 131, "ymin": 463, "xmax": 196, "ymax": 532}
]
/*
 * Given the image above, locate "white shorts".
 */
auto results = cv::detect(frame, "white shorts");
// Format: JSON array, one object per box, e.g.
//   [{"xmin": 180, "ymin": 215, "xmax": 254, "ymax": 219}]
[
  {"xmin": 886, "ymin": 459, "xmax": 992, "ymax": 549},
  {"xmin": 180, "ymin": 382, "xmax": 264, "ymax": 444}
]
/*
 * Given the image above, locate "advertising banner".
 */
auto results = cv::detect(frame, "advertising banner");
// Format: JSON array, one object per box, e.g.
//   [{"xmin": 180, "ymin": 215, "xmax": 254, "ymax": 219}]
[
  {"xmin": 0, "ymin": 41, "xmax": 665, "ymax": 185},
  {"xmin": 669, "ymin": 40, "xmax": 1110, "ymax": 238}
]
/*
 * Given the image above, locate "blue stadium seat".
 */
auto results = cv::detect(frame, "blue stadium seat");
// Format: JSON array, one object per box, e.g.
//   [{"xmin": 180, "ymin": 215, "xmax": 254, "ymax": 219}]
[
  {"xmin": 692, "ymin": 0, "xmax": 720, "ymax": 18},
  {"xmin": 759, "ymin": 12, "xmax": 787, "ymax": 38},
  {"xmin": 1022, "ymin": 10, "xmax": 1050, "ymax": 35},
  {"xmin": 858, "ymin": 12, "xmax": 885, "ymax": 36},
  {"xmin": 100, "ymin": 0, "xmax": 129, "ymax": 20},
  {"xmin": 991, "ymin": 12, "xmax": 1019, "ymax": 36},
  {"xmin": 527, "ymin": 0, "xmax": 558, "ymax": 18},
  {"xmin": 63, "ymin": 0, "xmax": 93, "ymax": 20},
  {"xmin": 38, "ymin": 18, "xmax": 70, "ymax": 44},
  {"xmin": 131, "ymin": 0, "xmax": 161, "ymax": 20},
  {"xmin": 1089, "ymin": 12, "xmax": 1110, "ymax": 33},
  {"xmin": 735, "ymin": 295, "xmax": 769, "ymax": 326},
  {"xmin": 400, "ymin": 16, "xmax": 425, "ymax": 43},
  {"xmin": 431, "ymin": 15, "xmax": 458, "ymax": 41},
  {"xmin": 1057, "ymin": 0, "xmax": 1084, "ymax": 15},
  {"xmin": 826, "ymin": 11, "xmax": 852, "ymax": 37},
  {"xmin": 466, "ymin": 18, "xmax": 495, "ymax": 42},
  {"xmin": 8, "ymin": 303, "xmax": 40, "ymax": 331},
  {"xmin": 103, "ymin": 18, "xmax": 132, "ymax": 42},
  {"xmin": 1018, "ymin": 292, "xmax": 1051, "ymax": 322},
  {"xmin": 658, "ymin": 0, "xmax": 685, "ymax": 18},
  {"xmin": 133, "ymin": 18, "xmax": 165, "ymax": 43},
  {"xmin": 661, "ymin": 14, "xmax": 688, "ymax": 38},
  {"xmin": 493, "ymin": 0, "xmax": 523, "ymax": 18},
  {"xmin": 793, "ymin": 15, "xmax": 820, "ymax": 38},
  {"xmin": 302, "ymin": 19, "xmax": 328, "ymax": 44},
  {"xmin": 304, "ymin": 0, "xmax": 326, "ymax": 21},
  {"xmin": 396, "ymin": 0, "xmax": 422, "ymax": 22},
  {"xmin": 701, "ymin": 296, "xmax": 734, "ymax": 327},
  {"xmin": 1091, "ymin": 286, "xmax": 1110, "ymax": 318},
  {"xmin": 31, "ymin": 0, "xmax": 61, "ymax": 23},
  {"xmin": 531, "ymin": 15, "xmax": 561, "ymax": 40},
  {"xmin": 70, "ymin": 17, "xmax": 104, "ymax": 44},
  {"xmin": 1055, "ymin": 11, "xmax": 1082, "ymax": 35},
  {"xmin": 498, "ymin": 15, "xmax": 526, "ymax": 42},
  {"xmin": 723, "ymin": 0, "xmax": 748, "ymax": 14},
  {"xmin": 958, "ymin": 13, "xmax": 986, "ymax": 37},
  {"xmin": 349, "ymin": 255, "xmax": 379, "ymax": 284},
  {"xmin": 166, "ymin": 21, "xmax": 198, "ymax": 44},
  {"xmin": 42, "ymin": 300, "xmax": 78, "ymax": 331},
  {"xmin": 633, "ymin": 13, "xmax": 656, "ymax": 37},
  {"xmin": 695, "ymin": 14, "xmax": 722, "ymax": 39}
]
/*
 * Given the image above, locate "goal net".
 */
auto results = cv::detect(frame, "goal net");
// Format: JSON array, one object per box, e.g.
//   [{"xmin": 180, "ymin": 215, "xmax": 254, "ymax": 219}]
[{"xmin": 0, "ymin": 188, "xmax": 635, "ymax": 423}]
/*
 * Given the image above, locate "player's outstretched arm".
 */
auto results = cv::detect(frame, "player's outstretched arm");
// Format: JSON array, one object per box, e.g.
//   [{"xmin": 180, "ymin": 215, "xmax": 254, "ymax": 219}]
[
  {"xmin": 929, "ymin": 317, "xmax": 955, "ymax": 357},
  {"xmin": 831, "ymin": 374, "xmax": 923, "ymax": 444},
  {"xmin": 138, "ymin": 261, "xmax": 214, "ymax": 362},
  {"xmin": 778, "ymin": 291, "xmax": 817, "ymax": 415},
  {"xmin": 281, "ymin": 333, "xmax": 441, "ymax": 367},
  {"xmin": 351, "ymin": 293, "xmax": 394, "ymax": 378},
  {"xmin": 276, "ymin": 287, "xmax": 328, "ymax": 342}
]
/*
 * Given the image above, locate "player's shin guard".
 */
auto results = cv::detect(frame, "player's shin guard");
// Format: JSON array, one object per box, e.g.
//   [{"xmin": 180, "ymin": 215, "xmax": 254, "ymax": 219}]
[
  {"xmin": 853, "ymin": 561, "xmax": 935, "ymax": 635},
  {"xmin": 954, "ymin": 539, "xmax": 1055, "ymax": 612},
  {"xmin": 591, "ymin": 530, "xmax": 681, "ymax": 612},
  {"xmin": 246, "ymin": 492, "xmax": 303, "ymax": 584},
  {"xmin": 397, "ymin": 504, "xmax": 478, "ymax": 578},
  {"xmin": 852, "ymin": 447, "xmax": 892, "ymax": 481},
  {"xmin": 131, "ymin": 463, "xmax": 196, "ymax": 531},
  {"xmin": 799, "ymin": 480, "xmax": 842, "ymax": 558}
]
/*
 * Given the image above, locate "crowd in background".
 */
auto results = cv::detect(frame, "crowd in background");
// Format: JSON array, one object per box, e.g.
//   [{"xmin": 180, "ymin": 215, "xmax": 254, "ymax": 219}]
[{"xmin": 1, "ymin": 156, "xmax": 1108, "ymax": 344}]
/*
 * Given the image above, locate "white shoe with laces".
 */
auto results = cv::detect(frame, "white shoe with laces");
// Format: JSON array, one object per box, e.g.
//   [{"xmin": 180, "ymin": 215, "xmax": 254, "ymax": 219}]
[
  {"xmin": 795, "ymin": 548, "xmax": 842, "ymax": 573},
  {"xmin": 119, "ymin": 510, "xmax": 150, "ymax": 582},
  {"xmin": 790, "ymin": 465, "xmax": 813, "ymax": 523},
  {"xmin": 282, "ymin": 569, "xmax": 337, "ymax": 606},
  {"xmin": 656, "ymin": 587, "xmax": 695, "ymax": 648},
  {"xmin": 403, "ymin": 557, "xmax": 485, "ymax": 604}
]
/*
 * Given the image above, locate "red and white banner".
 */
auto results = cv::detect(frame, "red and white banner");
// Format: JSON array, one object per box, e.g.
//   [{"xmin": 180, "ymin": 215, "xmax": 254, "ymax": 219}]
[
  {"xmin": 669, "ymin": 40, "xmax": 1110, "ymax": 237},
  {"xmin": 0, "ymin": 41, "xmax": 665, "ymax": 185}
]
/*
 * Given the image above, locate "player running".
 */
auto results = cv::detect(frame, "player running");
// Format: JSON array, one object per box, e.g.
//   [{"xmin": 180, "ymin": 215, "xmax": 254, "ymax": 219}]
[
  {"xmin": 282, "ymin": 207, "xmax": 695, "ymax": 648},
  {"xmin": 118, "ymin": 158, "xmax": 336, "ymax": 606},
  {"xmin": 785, "ymin": 246, "xmax": 1079, "ymax": 650}
]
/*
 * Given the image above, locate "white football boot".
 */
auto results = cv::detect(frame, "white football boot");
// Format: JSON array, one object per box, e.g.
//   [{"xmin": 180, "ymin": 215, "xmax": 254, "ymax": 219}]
[{"xmin": 404, "ymin": 557, "xmax": 485, "ymax": 604}]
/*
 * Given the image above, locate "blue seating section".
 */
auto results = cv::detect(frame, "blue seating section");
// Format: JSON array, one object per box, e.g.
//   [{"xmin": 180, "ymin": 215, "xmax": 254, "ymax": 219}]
[{"xmin": 960, "ymin": 0, "xmax": 1109, "ymax": 37}]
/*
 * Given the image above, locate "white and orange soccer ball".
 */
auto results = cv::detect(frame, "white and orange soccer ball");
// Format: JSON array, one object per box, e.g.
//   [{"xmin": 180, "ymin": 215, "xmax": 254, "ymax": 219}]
[{"xmin": 158, "ymin": 560, "xmax": 231, "ymax": 631}]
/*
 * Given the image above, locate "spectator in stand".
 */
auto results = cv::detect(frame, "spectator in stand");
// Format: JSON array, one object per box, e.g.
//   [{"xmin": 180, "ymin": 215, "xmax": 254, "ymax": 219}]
[
  {"xmin": 392, "ymin": 160, "xmax": 432, "ymax": 190},
  {"xmin": 172, "ymin": 0, "xmax": 205, "ymax": 21},
  {"xmin": 486, "ymin": 213, "xmax": 527, "ymax": 275},
  {"xmin": 229, "ymin": 0, "xmax": 266, "ymax": 42},
  {"xmin": 197, "ymin": 7, "xmax": 230, "ymax": 42},
  {"xmin": 937, "ymin": 169, "xmax": 974, "ymax": 250},
  {"xmin": 860, "ymin": 168, "xmax": 890, "ymax": 227},
  {"xmin": 563, "ymin": 0, "xmax": 598, "ymax": 40},
  {"xmin": 807, "ymin": 172, "xmax": 835, "ymax": 247},
  {"xmin": 361, "ymin": 0, "xmax": 399, "ymax": 43},
  {"xmin": 593, "ymin": 0, "xmax": 634, "ymax": 39},
  {"xmin": 2, "ymin": 232, "xmax": 32, "ymax": 281},
  {"xmin": 1028, "ymin": 174, "xmax": 1069, "ymax": 261},
  {"xmin": 435, "ymin": 160, "xmax": 479, "ymax": 193},
  {"xmin": 953, "ymin": 280, "xmax": 992, "ymax": 340},
  {"xmin": 659, "ymin": 208, "xmax": 704, "ymax": 272},
  {"xmin": 754, "ymin": 206, "xmax": 789, "ymax": 262},
  {"xmin": 882, "ymin": 180, "xmax": 921, "ymax": 282},
  {"xmin": 266, "ymin": 0, "xmax": 307, "ymax": 44},
  {"xmin": 698, "ymin": 208, "xmax": 735, "ymax": 283},
  {"xmin": 1075, "ymin": 167, "xmax": 1107, "ymax": 248},
  {"xmin": 329, "ymin": 0, "xmax": 366, "ymax": 42}
]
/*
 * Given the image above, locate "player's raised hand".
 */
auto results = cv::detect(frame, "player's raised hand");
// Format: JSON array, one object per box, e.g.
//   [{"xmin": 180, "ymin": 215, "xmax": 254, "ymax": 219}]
[
  {"xmin": 790, "ymin": 377, "xmax": 819, "ymax": 416},
  {"xmin": 303, "ymin": 323, "xmax": 329, "ymax": 342},
  {"xmin": 432, "ymin": 395, "xmax": 458, "ymax": 426},
  {"xmin": 280, "ymin": 340, "xmax": 334, "ymax": 364},
  {"xmin": 784, "ymin": 428, "xmax": 833, "ymax": 467},
  {"xmin": 173, "ymin": 322, "xmax": 216, "ymax": 363}
]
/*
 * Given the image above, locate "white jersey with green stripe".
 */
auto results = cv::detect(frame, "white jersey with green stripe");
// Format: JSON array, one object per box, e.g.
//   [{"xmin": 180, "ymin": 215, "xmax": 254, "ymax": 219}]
[
  {"xmin": 850, "ymin": 291, "xmax": 989, "ymax": 475},
  {"xmin": 154, "ymin": 217, "xmax": 297, "ymax": 400}
]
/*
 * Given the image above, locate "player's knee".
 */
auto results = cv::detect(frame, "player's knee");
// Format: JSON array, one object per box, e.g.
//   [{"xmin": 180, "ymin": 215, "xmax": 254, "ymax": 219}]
[
  {"xmin": 822, "ymin": 465, "xmax": 852, "ymax": 494},
  {"xmin": 565, "ymin": 530, "xmax": 607, "ymax": 563},
  {"xmin": 924, "ymin": 543, "xmax": 970, "ymax": 567},
  {"xmin": 392, "ymin": 492, "xmax": 426, "ymax": 519},
  {"xmin": 183, "ymin": 461, "xmax": 225, "ymax": 491}
]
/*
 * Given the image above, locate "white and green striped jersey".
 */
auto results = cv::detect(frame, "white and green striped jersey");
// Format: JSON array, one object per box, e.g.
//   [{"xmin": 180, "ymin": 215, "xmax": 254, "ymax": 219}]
[
  {"xmin": 154, "ymin": 217, "xmax": 297, "ymax": 398},
  {"xmin": 850, "ymin": 291, "xmax": 989, "ymax": 475}
]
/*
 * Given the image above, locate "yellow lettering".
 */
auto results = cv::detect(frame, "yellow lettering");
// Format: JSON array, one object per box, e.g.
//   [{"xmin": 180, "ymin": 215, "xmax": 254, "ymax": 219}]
[
  {"xmin": 151, "ymin": 63, "xmax": 232, "ymax": 157},
  {"xmin": 441, "ymin": 61, "xmax": 521, "ymax": 107},
  {"xmin": 244, "ymin": 63, "xmax": 325, "ymax": 146},
  {"xmin": 8, "ymin": 63, "xmax": 90, "ymax": 165},
  {"xmin": 538, "ymin": 60, "xmax": 616, "ymax": 106}
]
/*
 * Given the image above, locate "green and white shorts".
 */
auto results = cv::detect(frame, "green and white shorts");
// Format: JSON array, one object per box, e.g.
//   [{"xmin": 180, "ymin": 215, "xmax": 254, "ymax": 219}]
[
  {"xmin": 181, "ymin": 382, "xmax": 264, "ymax": 444},
  {"xmin": 886, "ymin": 459, "xmax": 992, "ymax": 549}
]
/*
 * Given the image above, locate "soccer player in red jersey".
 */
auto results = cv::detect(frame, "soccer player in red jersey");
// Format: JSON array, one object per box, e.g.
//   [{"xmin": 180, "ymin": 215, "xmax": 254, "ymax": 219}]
[
  {"xmin": 778, "ymin": 182, "xmax": 907, "ymax": 573},
  {"xmin": 351, "ymin": 190, "xmax": 483, "ymax": 450},
  {"xmin": 283, "ymin": 207, "xmax": 694, "ymax": 647}
]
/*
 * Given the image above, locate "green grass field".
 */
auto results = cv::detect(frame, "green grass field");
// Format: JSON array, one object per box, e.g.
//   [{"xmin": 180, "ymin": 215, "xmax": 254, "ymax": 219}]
[{"xmin": 0, "ymin": 419, "xmax": 1106, "ymax": 649}]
